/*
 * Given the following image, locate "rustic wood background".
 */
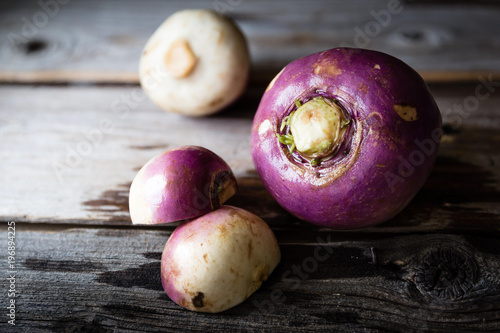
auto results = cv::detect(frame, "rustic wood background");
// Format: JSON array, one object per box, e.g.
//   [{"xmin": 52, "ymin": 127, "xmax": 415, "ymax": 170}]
[{"xmin": 1, "ymin": 0, "xmax": 499, "ymax": 332}]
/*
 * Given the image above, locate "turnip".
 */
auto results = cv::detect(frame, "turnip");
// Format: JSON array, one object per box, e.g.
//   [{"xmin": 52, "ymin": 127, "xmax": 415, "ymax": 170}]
[
  {"xmin": 161, "ymin": 205, "xmax": 281, "ymax": 313},
  {"xmin": 139, "ymin": 9, "xmax": 250, "ymax": 116},
  {"xmin": 251, "ymin": 48, "xmax": 442, "ymax": 229},
  {"xmin": 129, "ymin": 146, "xmax": 237, "ymax": 224}
]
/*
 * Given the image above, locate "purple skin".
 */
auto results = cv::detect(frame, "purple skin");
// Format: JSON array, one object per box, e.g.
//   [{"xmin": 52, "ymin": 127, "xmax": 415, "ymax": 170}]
[
  {"xmin": 129, "ymin": 146, "xmax": 237, "ymax": 224},
  {"xmin": 251, "ymin": 48, "xmax": 442, "ymax": 229}
]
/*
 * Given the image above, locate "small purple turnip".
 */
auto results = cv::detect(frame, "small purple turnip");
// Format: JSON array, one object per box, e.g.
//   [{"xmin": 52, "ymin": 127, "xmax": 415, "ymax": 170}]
[
  {"xmin": 161, "ymin": 205, "xmax": 281, "ymax": 313},
  {"xmin": 129, "ymin": 146, "xmax": 237, "ymax": 224},
  {"xmin": 251, "ymin": 48, "xmax": 442, "ymax": 229}
]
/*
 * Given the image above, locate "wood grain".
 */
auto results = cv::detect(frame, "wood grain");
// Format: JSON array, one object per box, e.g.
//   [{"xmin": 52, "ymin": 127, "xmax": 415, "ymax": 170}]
[
  {"xmin": 0, "ymin": 0, "xmax": 499, "ymax": 83},
  {"xmin": 3, "ymin": 226, "xmax": 499, "ymax": 332},
  {"xmin": 0, "ymin": 83, "xmax": 499, "ymax": 233},
  {"xmin": 0, "ymin": 2, "xmax": 499, "ymax": 332}
]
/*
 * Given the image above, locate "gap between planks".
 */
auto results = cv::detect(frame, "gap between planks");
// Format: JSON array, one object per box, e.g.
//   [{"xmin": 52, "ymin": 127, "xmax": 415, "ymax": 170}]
[
  {"xmin": 1, "ymin": 70, "xmax": 500, "ymax": 85},
  {"xmin": 4, "ymin": 221, "xmax": 500, "ymax": 240}
]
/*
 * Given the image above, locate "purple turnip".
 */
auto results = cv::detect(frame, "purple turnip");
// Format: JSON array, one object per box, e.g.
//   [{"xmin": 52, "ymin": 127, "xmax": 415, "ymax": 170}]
[
  {"xmin": 129, "ymin": 146, "xmax": 237, "ymax": 224},
  {"xmin": 139, "ymin": 9, "xmax": 250, "ymax": 116},
  {"xmin": 161, "ymin": 205, "xmax": 281, "ymax": 313},
  {"xmin": 251, "ymin": 48, "xmax": 442, "ymax": 229}
]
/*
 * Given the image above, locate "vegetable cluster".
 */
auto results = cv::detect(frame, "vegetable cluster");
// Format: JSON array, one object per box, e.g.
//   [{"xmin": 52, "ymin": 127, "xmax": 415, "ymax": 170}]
[
  {"xmin": 129, "ymin": 146, "xmax": 280, "ymax": 313},
  {"xmin": 130, "ymin": 8, "xmax": 442, "ymax": 314}
]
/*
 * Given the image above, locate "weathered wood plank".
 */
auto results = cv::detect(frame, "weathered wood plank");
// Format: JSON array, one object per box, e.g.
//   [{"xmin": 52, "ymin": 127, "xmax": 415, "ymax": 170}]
[
  {"xmin": 3, "ymin": 226, "xmax": 500, "ymax": 332},
  {"xmin": 0, "ymin": 83, "xmax": 499, "ymax": 232},
  {"xmin": 0, "ymin": 0, "xmax": 500, "ymax": 83}
]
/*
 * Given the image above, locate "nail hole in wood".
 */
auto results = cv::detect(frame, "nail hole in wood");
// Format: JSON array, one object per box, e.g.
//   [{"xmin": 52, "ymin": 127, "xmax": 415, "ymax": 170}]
[
  {"xmin": 401, "ymin": 30, "xmax": 424, "ymax": 41},
  {"xmin": 21, "ymin": 39, "xmax": 47, "ymax": 54}
]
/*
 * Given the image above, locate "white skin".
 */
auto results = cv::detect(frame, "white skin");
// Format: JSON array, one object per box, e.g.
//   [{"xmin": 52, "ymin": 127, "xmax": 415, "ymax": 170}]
[
  {"xmin": 128, "ymin": 162, "xmax": 152, "ymax": 225},
  {"xmin": 139, "ymin": 9, "xmax": 250, "ymax": 116},
  {"xmin": 162, "ymin": 206, "xmax": 281, "ymax": 313}
]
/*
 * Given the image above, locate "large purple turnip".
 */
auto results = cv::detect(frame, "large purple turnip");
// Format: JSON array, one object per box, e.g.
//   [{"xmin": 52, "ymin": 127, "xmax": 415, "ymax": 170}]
[{"xmin": 251, "ymin": 48, "xmax": 442, "ymax": 229}]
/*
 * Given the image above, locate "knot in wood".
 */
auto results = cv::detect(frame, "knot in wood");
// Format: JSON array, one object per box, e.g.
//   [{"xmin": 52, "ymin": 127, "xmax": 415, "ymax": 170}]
[
  {"xmin": 414, "ymin": 248, "xmax": 478, "ymax": 301},
  {"xmin": 20, "ymin": 39, "xmax": 47, "ymax": 54}
]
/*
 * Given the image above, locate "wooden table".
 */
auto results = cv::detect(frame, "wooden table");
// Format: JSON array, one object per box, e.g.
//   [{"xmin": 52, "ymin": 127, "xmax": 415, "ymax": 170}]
[{"xmin": 1, "ymin": 0, "xmax": 499, "ymax": 331}]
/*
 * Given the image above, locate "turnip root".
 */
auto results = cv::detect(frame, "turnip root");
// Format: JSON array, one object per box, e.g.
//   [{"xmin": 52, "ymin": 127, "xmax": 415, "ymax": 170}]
[
  {"xmin": 251, "ymin": 48, "xmax": 442, "ymax": 229},
  {"xmin": 161, "ymin": 205, "xmax": 281, "ymax": 313},
  {"xmin": 129, "ymin": 146, "xmax": 237, "ymax": 224},
  {"xmin": 139, "ymin": 9, "xmax": 250, "ymax": 116}
]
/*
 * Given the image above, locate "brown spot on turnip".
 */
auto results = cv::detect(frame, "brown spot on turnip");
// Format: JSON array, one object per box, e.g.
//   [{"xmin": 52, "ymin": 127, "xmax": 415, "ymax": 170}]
[
  {"xmin": 247, "ymin": 240, "xmax": 253, "ymax": 259},
  {"xmin": 168, "ymin": 268, "xmax": 181, "ymax": 282},
  {"xmin": 366, "ymin": 111, "xmax": 384, "ymax": 127},
  {"xmin": 180, "ymin": 298, "xmax": 190, "ymax": 308},
  {"xmin": 313, "ymin": 60, "xmax": 342, "ymax": 76},
  {"xmin": 248, "ymin": 223, "xmax": 259, "ymax": 237},
  {"xmin": 203, "ymin": 253, "xmax": 208, "ymax": 263},
  {"xmin": 227, "ymin": 209, "xmax": 238, "ymax": 218},
  {"xmin": 216, "ymin": 29, "xmax": 226, "ymax": 45},
  {"xmin": 358, "ymin": 83, "xmax": 368, "ymax": 94},
  {"xmin": 394, "ymin": 104, "xmax": 418, "ymax": 121},
  {"xmin": 254, "ymin": 265, "xmax": 268, "ymax": 282},
  {"xmin": 192, "ymin": 292, "xmax": 205, "ymax": 308},
  {"xmin": 217, "ymin": 223, "xmax": 228, "ymax": 236},
  {"xmin": 207, "ymin": 97, "xmax": 224, "ymax": 108}
]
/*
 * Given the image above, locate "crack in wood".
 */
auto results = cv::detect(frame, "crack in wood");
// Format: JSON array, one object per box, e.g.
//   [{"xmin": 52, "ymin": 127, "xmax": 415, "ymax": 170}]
[
  {"xmin": 96, "ymin": 262, "xmax": 163, "ymax": 291},
  {"xmin": 82, "ymin": 183, "xmax": 132, "ymax": 223},
  {"xmin": 23, "ymin": 258, "xmax": 107, "ymax": 273}
]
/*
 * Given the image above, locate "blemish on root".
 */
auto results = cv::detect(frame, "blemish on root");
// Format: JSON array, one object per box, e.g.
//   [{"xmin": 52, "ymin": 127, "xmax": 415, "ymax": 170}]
[
  {"xmin": 247, "ymin": 240, "xmax": 253, "ymax": 259},
  {"xmin": 394, "ymin": 104, "xmax": 418, "ymax": 121},
  {"xmin": 192, "ymin": 292, "xmax": 205, "ymax": 308}
]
